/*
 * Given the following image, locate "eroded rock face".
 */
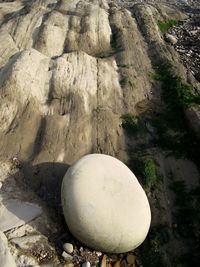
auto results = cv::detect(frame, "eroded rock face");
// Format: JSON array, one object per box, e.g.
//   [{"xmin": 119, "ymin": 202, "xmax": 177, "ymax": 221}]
[
  {"xmin": 0, "ymin": 0, "xmax": 160, "ymax": 163},
  {"xmin": 0, "ymin": 0, "xmax": 192, "ymax": 164},
  {"xmin": 0, "ymin": 46, "xmax": 123, "ymax": 161},
  {"xmin": 61, "ymin": 154, "xmax": 151, "ymax": 253},
  {"xmin": 0, "ymin": 49, "xmax": 50, "ymax": 104}
]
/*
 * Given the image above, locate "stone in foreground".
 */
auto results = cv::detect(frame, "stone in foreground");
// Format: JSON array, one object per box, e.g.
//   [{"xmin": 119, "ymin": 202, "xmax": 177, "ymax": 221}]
[
  {"xmin": 63, "ymin": 242, "xmax": 74, "ymax": 254},
  {"xmin": 61, "ymin": 154, "xmax": 151, "ymax": 253}
]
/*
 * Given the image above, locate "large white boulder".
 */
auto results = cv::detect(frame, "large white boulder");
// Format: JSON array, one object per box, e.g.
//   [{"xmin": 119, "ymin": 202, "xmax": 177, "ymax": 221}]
[{"xmin": 61, "ymin": 154, "xmax": 151, "ymax": 253}]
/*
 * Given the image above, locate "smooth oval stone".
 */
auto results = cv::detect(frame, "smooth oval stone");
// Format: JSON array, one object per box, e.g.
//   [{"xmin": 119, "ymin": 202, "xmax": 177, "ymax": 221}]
[
  {"xmin": 82, "ymin": 262, "xmax": 91, "ymax": 267},
  {"xmin": 63, "ymin": 243, "xmax": 74, "ymax": 254},
  {"xmin": 61, "ymin": 154, "xmax": 151, "ymax": 253},
  {"xmin": 62, "ymin": 251, "xmax": 73, "ymax": 261}
]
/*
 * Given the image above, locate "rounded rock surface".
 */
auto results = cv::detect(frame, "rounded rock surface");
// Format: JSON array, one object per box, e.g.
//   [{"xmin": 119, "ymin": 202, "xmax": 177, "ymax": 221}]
[
  {"xmin": 82, "ymin": 261, "xmax": 91, "ymax": 267},
  {"xmin": 63, "ymin": 243, "xmax": 74, "ymax": 254},
  {"xmin": 62, "ymin": 251, "xmax": 73, "ymax": 262},
  {"xmin": 61, "ymin": 154, "xmax": 151, "ymax": 253}
]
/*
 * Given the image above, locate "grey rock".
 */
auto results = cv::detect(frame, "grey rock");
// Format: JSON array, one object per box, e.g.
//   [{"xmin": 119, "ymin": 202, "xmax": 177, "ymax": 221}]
[
  {"xmin": 0, "ymin": 199, "xmax": 42, "ymax": 232},
  {"xmin": 62, "ymin": 251, "xmax": 73, "ymax": 261},
  {"xmin": 82, "ymin": 261, "xmax": 91, "ymax": 267},
  {"xmin": 63, "ymin": 242, "xmax": 74, "ymax": 254}
]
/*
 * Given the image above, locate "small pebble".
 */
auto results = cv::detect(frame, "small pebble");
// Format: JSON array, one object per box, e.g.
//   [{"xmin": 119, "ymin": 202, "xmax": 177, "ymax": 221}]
[
  {"xmin": 62, "ymin": 251, "xmax": 73, "ymax": 261},
  {"xmin": 82, "ymin": 261, "xmax": 91, "ymax": 267},
  {"xmin": 63, "ymin": 243, "xmax": 74, "ymax": 254},
  {"xmin": 126, "ymin": 254, "xmax": 135, "ymax": 264}
]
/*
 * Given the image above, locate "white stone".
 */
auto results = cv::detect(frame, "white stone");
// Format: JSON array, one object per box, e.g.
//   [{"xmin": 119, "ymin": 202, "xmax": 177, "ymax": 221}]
[
  {"xmin": 61, "ymin": 154, "xmax": 151, "ymax": 253},
  {"xmin": 62, "ymin": 251, "xmax": 73, "ymax": 261},
  {"xmin": 0, "ymin": 199, "xmax": 42, "ymax": 232},
  {"xmin": 0, "ymin": 231, "xmax": 17, "ymax": 267},
  {"xmin": 63, "ymin": 242, "xmax": 74, "ymax": 254},
  {"xmin": 82, "ymin": 261, "xmax": 91, "ymax": 267}
]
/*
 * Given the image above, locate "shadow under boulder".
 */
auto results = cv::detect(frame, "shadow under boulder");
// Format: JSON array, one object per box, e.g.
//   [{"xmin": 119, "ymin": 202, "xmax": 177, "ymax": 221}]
[{"xmin": 21, "ymin": 161, "xmax": 70, "ymax": 213}]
